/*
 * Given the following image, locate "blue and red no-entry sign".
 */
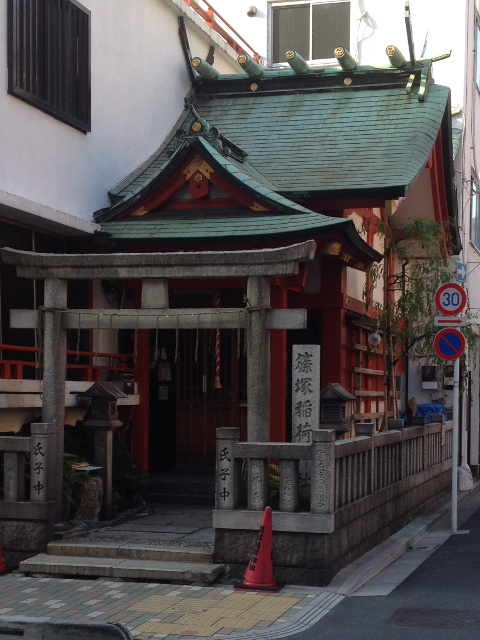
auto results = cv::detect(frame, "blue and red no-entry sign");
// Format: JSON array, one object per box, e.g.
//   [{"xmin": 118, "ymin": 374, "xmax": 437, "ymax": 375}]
[{"xmin": 434, "ymin": 328, "xmax": 466, "ymax": 361}]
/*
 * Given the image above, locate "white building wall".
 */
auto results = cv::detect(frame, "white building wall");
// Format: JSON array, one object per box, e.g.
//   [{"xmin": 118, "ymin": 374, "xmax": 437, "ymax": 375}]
[{"xmin": 0, "ymin": 0, "xmax": 239, "ymax": 231}]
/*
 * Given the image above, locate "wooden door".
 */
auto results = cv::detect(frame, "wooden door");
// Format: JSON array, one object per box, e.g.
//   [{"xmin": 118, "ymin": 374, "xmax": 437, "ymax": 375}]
[{"xmin": 176, "ymin": 329, "xmax": 247, "ymax": 466}]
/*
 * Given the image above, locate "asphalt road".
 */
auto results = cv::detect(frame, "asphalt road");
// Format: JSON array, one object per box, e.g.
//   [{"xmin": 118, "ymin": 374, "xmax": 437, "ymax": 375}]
[{"xmin": 283, "ymin": 504, "xmax": 480, "ymax": 640}]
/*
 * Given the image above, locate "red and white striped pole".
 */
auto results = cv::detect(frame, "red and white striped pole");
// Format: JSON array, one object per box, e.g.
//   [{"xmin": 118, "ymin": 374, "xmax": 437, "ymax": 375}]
[{"xmin": 214, "ymin": 291, "xmax": 222, "ymax": 389}]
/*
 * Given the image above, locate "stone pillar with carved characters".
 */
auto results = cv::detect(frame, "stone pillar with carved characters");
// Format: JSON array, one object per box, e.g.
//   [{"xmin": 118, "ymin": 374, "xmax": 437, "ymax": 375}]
[
  {"xmin": 310, "ymin": 429, "xmax": 336, "ymax": 514},
  {"xmin": 30, "ymin": 423, "xmax": 55, "ymax": 503},
  {"xmin": 292, "ymin": 344, "xmax": 320, "ymax": 491},
  {"xmin": 216, "ymin": 428, "xmax": 239, "ymax": 510}
]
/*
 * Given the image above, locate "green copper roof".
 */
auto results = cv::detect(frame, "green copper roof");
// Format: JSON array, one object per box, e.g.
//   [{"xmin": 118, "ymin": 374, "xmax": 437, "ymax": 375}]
[
  {"xmin": 101, "ymin": 81, "xmax": 451, "ymax": 216},
  {"xmin": 102, "ymin": 211, "xmax": 349, "ymax": 239},
  {"xmin": 96, "ymin": 66, "xmax": 455, "ymax": 257},
  {"xmin": 192, "ymin": 85, "xmax": 450, "ymax": 197},
  {"xmin": 101, "ymin": 209, "xmax": 379, "ymax": 261},
  {"xmin": 101, "ymin": 134, "xmax": 381, "ymax": 261}
]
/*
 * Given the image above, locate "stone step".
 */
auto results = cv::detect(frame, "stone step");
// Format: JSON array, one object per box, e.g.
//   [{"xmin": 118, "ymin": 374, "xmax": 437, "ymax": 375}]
[
  {"xmin": 47, "ymin": 541, "xmax": 213, "ymax": 564},
  {"xmin": 148, "ymin": 492, "xmax": 215, "ymax": 506},
  {"xmin": 148, "ymin": 472, "xmax": 215, "ymax": 506},
  {"xmin": 20, "ymin": 554, "xmax": 224, "ymax": 584}
]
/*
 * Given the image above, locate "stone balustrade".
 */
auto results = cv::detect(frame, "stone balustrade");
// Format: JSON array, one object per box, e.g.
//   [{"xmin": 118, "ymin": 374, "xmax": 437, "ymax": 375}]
[
  {"xmin": 0, "ymin": 423, "xmax": 56, "ymax": 568},
  {"xmin": 213, "ymin": 421, "xmax": 453, "ymax": 585}
]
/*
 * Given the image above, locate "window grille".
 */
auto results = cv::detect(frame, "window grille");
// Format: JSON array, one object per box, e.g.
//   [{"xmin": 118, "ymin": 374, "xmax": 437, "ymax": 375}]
[
  {"xmin": 8, "ymin": 0, "xmax": 91, "ymax": 132},
  {"xmin": 271, "ymin": 1, "xmax": 350, "ymax": 64}
]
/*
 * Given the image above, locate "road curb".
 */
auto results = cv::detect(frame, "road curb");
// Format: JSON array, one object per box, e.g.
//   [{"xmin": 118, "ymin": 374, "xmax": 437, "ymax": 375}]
[{"xmin": 328, "ymin": 480, "xmax": 480, "ymax": 596}]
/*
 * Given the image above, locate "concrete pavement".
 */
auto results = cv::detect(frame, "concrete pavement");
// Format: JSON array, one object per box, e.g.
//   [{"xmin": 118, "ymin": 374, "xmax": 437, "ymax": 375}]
[
  {"xmin": 1, "ymin": 485, "xmax": 480, "ymax": 639},
  {"xmin": 285, "ymin": 484, "xmax": 480, "ymax": 640}
]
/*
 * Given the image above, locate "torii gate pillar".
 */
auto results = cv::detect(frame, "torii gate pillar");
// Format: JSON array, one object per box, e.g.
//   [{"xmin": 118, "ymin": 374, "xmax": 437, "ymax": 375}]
[
  {"xmin": 247, "ymin": 276, "xmax": 270, "ymax": 441},
  {"xmin": 42, "ymin": 278, "xmax": 67, "ymax": 521}
]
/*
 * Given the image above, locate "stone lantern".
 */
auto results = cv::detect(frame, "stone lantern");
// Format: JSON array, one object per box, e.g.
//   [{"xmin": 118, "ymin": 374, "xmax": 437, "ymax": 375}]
[
  {"xmin": 78, "ymin": 382, "xmax": 127, "ymax": 517},
  {"xmin": 320, "ymin": 383, "xmax": 356, "ymax": 437}
]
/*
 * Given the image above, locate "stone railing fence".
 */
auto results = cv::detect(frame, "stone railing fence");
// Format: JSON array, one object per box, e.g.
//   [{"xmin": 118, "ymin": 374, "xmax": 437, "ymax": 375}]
[
  {"xmin": 335, "ymin": 420, "xmax": 452, "ymax": 509},
  {"xmin": 215, "ymin": 421, "xmax": 452, "ymax": 519},
  {"xmin": 213, "ymin": 421, "xmax": 453, "ymax": 585}
]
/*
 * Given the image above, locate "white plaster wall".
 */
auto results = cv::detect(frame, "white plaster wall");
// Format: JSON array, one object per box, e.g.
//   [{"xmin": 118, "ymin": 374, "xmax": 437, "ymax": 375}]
[{"xmin": 0, "ymin": 0, "xmax": 238, "ymax": 228}]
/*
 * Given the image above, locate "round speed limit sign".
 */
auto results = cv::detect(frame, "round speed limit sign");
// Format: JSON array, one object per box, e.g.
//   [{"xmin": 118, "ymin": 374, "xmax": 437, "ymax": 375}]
[{"xmin": 435, "ymin": 283, "xmax": 467, "ymax": 316}]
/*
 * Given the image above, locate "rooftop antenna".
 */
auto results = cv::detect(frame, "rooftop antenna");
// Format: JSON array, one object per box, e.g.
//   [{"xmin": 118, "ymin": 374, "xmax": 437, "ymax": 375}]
[{"xmin": 404, "ymin": 0, "xmax": 416, "ymax": 65}]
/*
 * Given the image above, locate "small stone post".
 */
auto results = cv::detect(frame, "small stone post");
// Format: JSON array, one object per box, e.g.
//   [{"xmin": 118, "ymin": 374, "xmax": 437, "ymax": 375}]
[
  {"xmin": 94, "ymin": 430, "xmax": 113, "ymax": 517},
  {"xmin": 279, "ymin": 460, "xmax": 299, "ymax": 512},
  {"xmin": 248, "ymin": 459, "xmax": 269, "ymax": 511},
  {"xmin": 216, "ymin": 428, "xmax": 239, "ymax": 509},
  {"xmin": 388, "ymin": 419, "xmax": 406, "ymax": 479},
  {"xmin": 3, "ymin": 453, "xmax": 18, "ymax": 501},
  {"xmin": 30, "ymin": 423, "xmax": 55, "ymax": 504},
  {"xmin": 356, "ymin": 422, "xmax": 375, "ymax": 494},
  {"xmin": 310, "ymin": 429, "xmax": 336, "ymax": 514}
]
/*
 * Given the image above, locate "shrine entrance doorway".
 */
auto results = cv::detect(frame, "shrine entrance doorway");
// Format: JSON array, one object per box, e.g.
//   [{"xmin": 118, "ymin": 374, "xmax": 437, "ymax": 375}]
[{"xmin": 148, "ymin": 328, "xmax": 247, "ymax": 471}]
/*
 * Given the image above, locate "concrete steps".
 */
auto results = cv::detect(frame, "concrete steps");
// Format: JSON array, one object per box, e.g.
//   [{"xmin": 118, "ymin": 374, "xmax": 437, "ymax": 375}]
[
  {"xmin": 20, "ymin": 541, "xmax": 224, "ymax": 585},
  {"xmin": 148, "ymin": 471, "xmax": 215, "ymax": 506}
]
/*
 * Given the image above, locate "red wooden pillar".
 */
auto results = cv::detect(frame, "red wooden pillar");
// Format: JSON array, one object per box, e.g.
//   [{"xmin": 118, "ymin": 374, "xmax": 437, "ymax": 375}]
[
  {"xmin": 320, "ymin": 260, "xmax": 349, "ymax": 389},
  {"xmin": 270, "ymin": 283, "xmax": 288, "ymax": 442},
  {"xmin": 321, "ymin": 308, "xmax": 348, "ymax": 389}
]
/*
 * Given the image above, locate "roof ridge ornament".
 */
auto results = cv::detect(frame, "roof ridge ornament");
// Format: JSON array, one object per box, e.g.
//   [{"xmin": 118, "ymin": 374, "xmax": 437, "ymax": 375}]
[
  {"xmin": 334, "ymin": 47, "xmax": 357, "ymax": 71},
  {"xmin": 237, "ymin": 54, "xmax": 264, "ymax": 78},
  {"xmin": 192, "ymin": 56, "xmax": 219, "ymax": 80},
  {"xmin": 175, "ymin": 105, "xmax": 248, "ymax": 162},
  {"xmin": 286, "ymin": 50, "xmax": 311, "ymax": 75},
  {"xmin": 386, "ymin": 45, "xmax": 407, "ymax": 69}
]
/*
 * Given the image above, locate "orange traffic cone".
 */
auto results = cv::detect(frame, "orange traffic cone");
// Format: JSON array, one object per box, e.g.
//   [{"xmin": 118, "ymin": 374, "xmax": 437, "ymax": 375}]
[
  {"xmin": 234, "ymin": 506, "xmax": 283, "ymax": 592},
  {"xmin": 0, "ymin": 541, "xmax": 6, "ymax": 575}
]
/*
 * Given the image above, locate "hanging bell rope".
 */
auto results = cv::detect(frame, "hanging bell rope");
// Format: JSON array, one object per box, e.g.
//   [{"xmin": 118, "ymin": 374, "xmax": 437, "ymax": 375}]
[{"xmin": 214, "ymin": 290, "xmax": 222, "ymax": 389}]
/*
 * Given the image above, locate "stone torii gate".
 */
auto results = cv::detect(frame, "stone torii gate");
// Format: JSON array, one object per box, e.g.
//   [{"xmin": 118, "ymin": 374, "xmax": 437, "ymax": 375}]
[{"xmin": 1, "ymin": 241, "xmax": 315, "ymax": 520}]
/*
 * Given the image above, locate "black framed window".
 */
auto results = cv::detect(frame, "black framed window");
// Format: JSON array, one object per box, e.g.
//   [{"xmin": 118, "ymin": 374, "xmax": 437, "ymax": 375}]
[
  {"xmin": 271, "ymin": 1, "xmax": 350, "ymax": 64},
  {"xmin": 8, "ymin": 0, "xmax": 91, "ymax": 132}
]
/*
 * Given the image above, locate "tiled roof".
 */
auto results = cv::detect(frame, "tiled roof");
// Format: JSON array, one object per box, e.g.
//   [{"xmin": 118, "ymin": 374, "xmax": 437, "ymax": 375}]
[
  {"xmin": 102, "ymin": 210, "xmax": 348, "ymax": 240},
  {"xmin": 99, "ymin": 78, "xmax": 450, "ymax": 219},
  {"xmin": 192, "ymin": 85, "xmax": 449, "ymax": 196},
  {"xmin": 96, "ymin": 66, "xmax": 453, "ymax": 259}
]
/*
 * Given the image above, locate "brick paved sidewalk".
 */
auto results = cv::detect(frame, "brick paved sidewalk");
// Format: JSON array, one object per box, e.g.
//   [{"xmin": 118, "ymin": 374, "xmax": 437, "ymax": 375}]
[{"xmin": 0, "ymin": 574, "xmax": 325, "ymax": 639}]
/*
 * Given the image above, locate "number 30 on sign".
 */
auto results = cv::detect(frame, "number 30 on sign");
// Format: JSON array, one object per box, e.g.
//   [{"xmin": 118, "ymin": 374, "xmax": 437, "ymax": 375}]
[{"xmin": 435, "ymin": 283, "xmax": 467, "ymax": 316}]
